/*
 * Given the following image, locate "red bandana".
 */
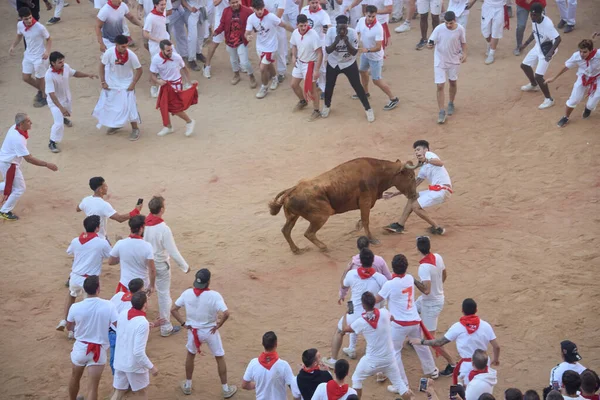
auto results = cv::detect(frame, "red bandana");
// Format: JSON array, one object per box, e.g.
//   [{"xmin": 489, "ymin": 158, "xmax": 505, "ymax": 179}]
[
  {"xmin": 150, "ymin": 7, "xmax": 164, "ymax": 16},
  {"xmin": 129, "ymin": 234, "xmax": 143, "ymax": 239},
  {"xmin": 79, "ymin": 232, "xmax": 98, "ymax": 244},
  {"xmin": 16, "ymin": 128, "xmax": 29, "ymax": 139},
  {"xmin": 127, "ymin": 308, "xmax": 147, "ymax": 320},
  {"xmin": 193, "ymin": 288, "xmax": 211, "ymax": 297},
  {"xmin": 24, "ymin": 19, "xmax": 38, "ymax": 31},
  {"xmin": 362, "ymin": 308, "xmax": 380, "ymax": 329},
  {"xmin": 309, "ymin": 5, "xmax": 322, "ymax": 13},
  {"xmin": 460, "ymin": 315, "xmax": 481, "ymax": 334},
  {"xmin": 52, "ymin": 66, "xmax": 64, "ymax": 74},
  {"xmin": 116, "ymin": 282, "xmax": 130, "ymax": 294},
  {"xmin": 258, "ymin": 351, "xmax": 279, "ymax": 370},
  {"xmin": 107, "ymin": 0, "xmax": 120, "ymax": 9},
  {"xmin": 392, "ymin": 273, "xmax": 405, "ymax": 279},
  {"xmin": 121, "ymin": 291, "xmax": 133, "ymax": 301},
  {"xmin": 420, "ymin": 253, "xmax": 436, "ymax": 266},
  {"xmin": 145, "ymin": 214, "xmax": 164, "ymax": 226},
  {"xmin": 366, "ymin": 19, "xmax": 376, "ymax": 29},
  {"xmin": 585, "ymin": 49, "xmax": 598, "ymax": 66},
  {"xmin": 299, "ymin": 26, "xmax": 311, "ymax": 40},
  {"xmin": 82, "ymin": 342, "xmax": 101, "ymax": 362},
  {"xmin": 468, "ymin": 367, "xmax": 489, "ymax": 382},
  {"xmin": 257, "ymin": 9, "xmax": 269, "ymax": 20},
  {"xmin": 115, "ymin": 47, "xmax": 129, "ymax": 65},
  {"xmin": 159, "ymin": 51, "xmax": 172, "ymax": 64},
  {"xmin": 302, "ymin": 365, "xmax": 320, "ymax": 373},
  {"xmin": 357, "ymin": 267, "xmax": 375, "ymax": 279},
  {"xmin": 326, "ymin": 380, "xmax": 349, "ymax": 400}
]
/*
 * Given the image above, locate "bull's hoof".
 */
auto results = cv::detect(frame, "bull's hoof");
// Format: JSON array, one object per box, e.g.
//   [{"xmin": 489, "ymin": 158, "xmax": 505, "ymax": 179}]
[{"xmin": 369, "ymin": 238, "xmax": 381, "ymax": 246}]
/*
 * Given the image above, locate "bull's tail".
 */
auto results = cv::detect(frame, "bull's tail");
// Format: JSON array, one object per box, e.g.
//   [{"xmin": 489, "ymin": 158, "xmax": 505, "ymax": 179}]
[{"xmin": 269, "ymin": 187, "xmax": 294, "ymax": 216}]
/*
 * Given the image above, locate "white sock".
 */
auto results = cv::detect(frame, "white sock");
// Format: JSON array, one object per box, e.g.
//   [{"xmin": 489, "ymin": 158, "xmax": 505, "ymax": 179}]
[
  {"xmin": 489, "ymin": 49, "xmax": 496, "ymax": 56},
  {"xmin": 185, "ymin": 380, "xmax": 192, "ymax": 388},
  {"xmin": 222, "ymin": 384, "xmax": 229, "ymax": 391}
]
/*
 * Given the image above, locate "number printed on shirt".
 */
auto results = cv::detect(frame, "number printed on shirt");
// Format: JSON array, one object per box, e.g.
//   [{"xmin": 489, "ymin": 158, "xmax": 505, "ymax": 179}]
[{"xmin": 402, "ymin": 286, "xmax": 413, "ymax": 309}]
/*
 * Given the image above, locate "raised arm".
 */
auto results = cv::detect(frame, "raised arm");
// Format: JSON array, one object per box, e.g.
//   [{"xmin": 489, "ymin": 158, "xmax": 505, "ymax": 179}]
[{"xmin": 545, "ymin": 65, "xmax": 569, "ymax": 84}]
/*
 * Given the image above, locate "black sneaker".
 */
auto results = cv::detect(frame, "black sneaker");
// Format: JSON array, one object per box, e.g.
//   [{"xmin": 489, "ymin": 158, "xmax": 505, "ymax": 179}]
[
  {"xmin": 49, "ymin": 140, "xmax": 60, "ymax": 153},
  {"xmin": 34, "ymin": 97, "xmax": 48, "ymax": 108},
  {"xmin": 188, "ymin": 60, "xmax": 201, "ymax": 71},
  {"xmin": 384, "ymin": 97, "xmax": 399, "ymax": 111},
  {"xmin": 47, "ymin": 17, "xmax": 61, "ymax": 24},
  {"xmin": 557, "ymin": 116, "xmax": 569, "ymax": 128},
  {"xmin": 385, "ymin": 222, "xmax": 405, "ymax": 234},
  {"xmin": 557, "ymin": 19, "xmax": 566, "ymax": 29},
  {"xmin": 65, "ymin": 277, "xmax": 70, "ymax": 287},
  {"xmin": 64, "ymin": 118, "xmax": 73, "ymax": 127},
  {"xmin": 440, "ymin": 364, "xmax": 456, "ymax": 376},
  {"xmin": 416, "ymin": 39, "xmax": 427, "ymax": 50},
  {"xmin": 277, "ymin": 73, "xmax": 285, "ymax": 83},
  {"xmin": 196, "ymin": 53, "xmax": 207, "ymax": 63},
  {"xmin": 582, "ymin": 108, "xmax": 591, "ymax": 119},
  {"xmin": 0, "ymin": 211, "xmax": 19, "ymax": 221},
  {"xmin": 351, "ymin": 93, "xmax": 370, "ymax": 100},
  {"xmin": 429, "ymin": 226, "xmax": 446, "ymax": 235}
]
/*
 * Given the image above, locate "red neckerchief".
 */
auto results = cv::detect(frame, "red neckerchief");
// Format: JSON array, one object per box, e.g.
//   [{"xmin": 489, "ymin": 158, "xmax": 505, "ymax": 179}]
[
  {"xmin": 115, "ymin": 47, "xmax": 129, "ymax": 65},
  {"xmin": 357, "ymin": 267, "xmax": 375, "ymax": 279},
  {"xmin": 129, "ymin": 234, "xmax": 143, "ymax": 239},
  {"xmin": 121, "ymin": 291, "xmax": 133, "ymax": 301},
  {"xmin": 460, "ymin": 315, "xmax": 481, "ymax": 334},
  {"xmin": 468, "ymin": 367, "xmax": 489, "ymax": 382},
  {"xmin": 392, "ymin": 273, "xmax": 405, "ymax": 279},
  {"xmin": 257, "ymin": 9, "xmax": 269, "ymax": 20},
  {"xmin": 420, "ymin": 253, "xmax": 436, "ymax": 266},
  {"xmin": 302, "ymin": 365, "xmax": 320, "ymax": 373},
  {"xmin": 52, "ymin": 66, "xmax": 64, "ymax": 74},
  {"xmin": 365, "ymin": 19, "xmax": 376, "ymax": 29},
  {"xmin": 193, "ymin": 288, "xmax": 211, "ymax": 297},
  {"xmin": 116, "ymin": 282, "xmax": 130, "ymax": 293},
  {"xmin": 299, "ymin": 26, "xmax": 311, "ymax": 40},
  {"xmin": 258, "ymin": 351, "xmax": 279, "ymax": 370},
  {"xmin": 16, "ymin": 128, "xmax": 29, "ymax": 139},
  {"xmin": 309, "ymin": 5, "xmax": 322, "ymax": 13},
  {"xmin": 145, "ymin": 214, "xmax": 164, "ymax": 226},
  {"xmin": 150, "ymin": 7, "xmax": 164, "ymax": 16},
  {"xmin": 79, "ymin": 232, "xmax": 98, "ymax": 244},
  {"xmin": 107, "ymin": 0, "xmax": 120, "ymax": 9},
  {"xmin": 24, "ymin": 19, "xmax": 38, "ymax": 31},
  {"xmin": 362, "ymin": 308, "xmax": 380, "ymax": 329},
  {"xmin": 127, "ymin": 308, "xmax": 147, "ymax": 320},
  {"xmin": 159, "ymin": 51, "xmax": 172, "ymax": 64},
  {"xmin": 326, "ymin": 380, "xmax": 349, "ymax": 400},
  {"xmin": 585, "ymin": 49, "xmax": 598, "ymax": 66}
]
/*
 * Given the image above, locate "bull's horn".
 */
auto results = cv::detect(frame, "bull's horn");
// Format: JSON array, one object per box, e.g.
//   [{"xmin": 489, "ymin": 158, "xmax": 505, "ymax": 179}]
[{"xmin": 402, "ymin": 162, "xmax": 421, "ymax": 170}]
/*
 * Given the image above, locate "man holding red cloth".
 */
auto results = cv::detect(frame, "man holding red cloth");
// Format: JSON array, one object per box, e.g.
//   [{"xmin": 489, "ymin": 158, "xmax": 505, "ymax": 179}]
[
  {"xmin": 0, "ymin": 113, "xmax": 58, "ymax": 221},
  {"xmin": 150, "ymin": 39, "xmax": 198, "ymax": 137}
]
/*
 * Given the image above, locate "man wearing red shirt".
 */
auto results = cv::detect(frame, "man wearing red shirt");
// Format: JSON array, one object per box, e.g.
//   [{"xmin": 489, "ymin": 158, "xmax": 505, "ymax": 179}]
[{"xmin": 514, "ymin": 0, "xmax": 546, "ymax": 56}]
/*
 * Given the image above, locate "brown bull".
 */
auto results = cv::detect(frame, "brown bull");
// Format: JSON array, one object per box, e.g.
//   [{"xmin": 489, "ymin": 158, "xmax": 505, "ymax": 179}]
[{"xmin": 268, "ymin": 158, "xmax": 419, "ymax": 253}]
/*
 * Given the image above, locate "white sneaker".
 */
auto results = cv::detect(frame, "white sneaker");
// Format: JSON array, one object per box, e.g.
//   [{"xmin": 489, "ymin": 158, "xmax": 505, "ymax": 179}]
[
  {"xmin": 203, "ymin": 65, "xmax": 211, "ymax": 79},
  {"xmin": 150, "ymin": 85, "xmax": 159, "ymax": 98},
  {"xmin": 185, "ymin": 120, "xmax": 196, "ymax": 136},
  {"xmin": 157, "ymin": 126, "xmax": 174, "ymax": 136},
  {"xmin": 366, "ymin": 108, "xmax": 375, "ymax": 122},
  {"xmin": 430, "ymin": 367, "xmax": 440, "ymax": 379},
  {"xmin": 485, "ymin": 44, "xmax": 491, "ymax": 56},
  {"xmin": 342, "ymin": 347, "xmax": 356, "ymax": 359},
  {"xmin": 321, "ymin": 106, "xmax": 330, "ymax": 118},
  {"xmin": 322, "ymin": 358, "xmax": 336, "ymax": 369},
  {"xmin": 270, "ymin": 77, "xmax": 279, "ymax": 90},
  {"xmin": 395, "ymin": 21, "xmax": 410, "ymax": 33},
  {"xmin": 56, "ymin": 319, "xmax": 67, "ymax": 331},
  {"xmin": 256, "ymin": 86, "xmax": 268, "ymax": 99},
  {"xmin": 223, "ymin": 384, "xmax": 238, "ymax": 399},
  {"xmin": 521, "ymin": 83, "xmax": 540, "ymax": 92},
  {"xmin": 387, "ymin": 385, "xmax": 400, "ymax": 394},
  {"xmin": 485, "ymin": 53, "xmax": 495, "ymax": 65},
  {"xmin": 376, "ymin": 372, "xmax": 388, "ymax": 382},
  {"xmin": 538, "ymin": 98, "xmax": 555, "ymax": 109}
]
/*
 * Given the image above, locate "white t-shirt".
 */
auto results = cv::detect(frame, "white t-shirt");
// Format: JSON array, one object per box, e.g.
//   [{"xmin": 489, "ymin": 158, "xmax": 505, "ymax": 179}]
[
  {"xmin": 0, "ymin": 125, "xmax": 29, "ymax": 165},
  {"xmin": 312, "ymin": 382, "xmax": 358, "ymax": 400},
  {"xmin": 565, "ymin": 50, "xmax": 600, "ymax": 77},
  {"xmin": 174, "ymin": 288, "xmax": 228, "ymax": 328},
  {"xmin": 301, "ymin": 6, "xmax": 331, "ymax": 42},
  {"xmin": 367, "ymin": 0, "xmax": 392, "ymax": 25},
  {"xmin": 101, "ymin": 47, "xmax": 142, "ymax": 90},
  {"xmin": 343, "ymin": 269, "xmax": 387, "ymax": 315},
  {"xmin": 356, "ymin": 17, "xmax": 384, "ymax": 61},
  {"xmin": 149, "ymin": 52, "xmax": 185, "ymax": 82},
  {"xmin": 109, "ymin": 291, "xmax": 134, "ymax": 330},
  {"xmin": 444, "ymin": 319, "xmax": 497, "ymax": 359},
  {"xmin": 351, "ymin": 308, "xmax": 394, "ymax": 362},
  {"xmin": 94, "ymin": 0, "xmax": 107, "ymax": 9},
  {"xmin": 67, "ymin": 235, "xmax": 112, "ymax": 278},
  {"xmin": 429, "ymin": 23, "xmax": 466, "ymax": 68},
  {"xmin": 243, "ymin": 358, "xmax": 299, "ymax": 400},
  {"xmin": 290, "ymin": 28, "xmax": 322, "ymax": 62},
  {"xmin": 378, "ymin": 275, "xmax": 420, "ymax": 322},
  {"xmin": 45, "ymin": 64, "xmax": 76, "ymax": 107},
  {"xmin": 447, "ymin": 0, "xmax": 469, "ymax": 17},
  {"xmin": 67, "ymin": 297, "xmax": 118, "ymax": 346},
  {"xmin": 110, "ymin": 237, "xmax": 154, "ymax": 287},
  {"xmin": 531, "ymin": 16, "xmax": 559, "ymax": 55},
  {"xmin": 264, "ymin": 0, "xmax": 284, "ymax": 14},
  {"xmin": 483, "ymin": 0, "xmax": 505, "ymax": 7},
  {"xmin": 138, "ymin": 0, "xmax": 173, "ymax": 17},
  {"xmin": 417, "ymin": 253, "xmax": 445, "ymax": 302},
  {"xmin": 246, "ymin": 12, "xmax": 282, "ymax": 53},
  {"xmin": 17, "ymin": 21, "xmax": 50, "ymax": 60},
  {"xmin": 549, "ymin": 362, "xmax": 587, "ymax": 387},
  {"xmin": 284, "ymin": 0, "xmax": 299, "ymax": 14},
  {"xmin": 417, "ymin": 151, "xmax": 452, "ymax": 186},
  {"xmin": 97, "ymin": 3, "xmax": 130, "ymax": 43},
  {"xmin": 78, "ymin": 196, "xmax": 117, "ymax": 239},
  {"xmin": 325, "ymin": 26, "xmax": 358, "ymax": 69},
  {"xmin": 143, "ymin": 12, "xmax": 170, "ymax": 56}
]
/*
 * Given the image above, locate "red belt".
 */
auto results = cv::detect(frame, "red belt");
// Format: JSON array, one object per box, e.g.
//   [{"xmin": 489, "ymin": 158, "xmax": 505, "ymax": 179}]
[
  {"xmin": 82, "ymin": 341, "xmax": 102, "ymax": 362},
  {"xmin": 2, "ymin": 164, "xmax": 17, "ymax": 197},
  {"xmin": 453, "ymin": 357, "xmax": 472, "ymax": 384},
  {"xmin": 429, "ymin": 184, "xmax": 453, "ymax": 194},
  {"xmin": 167, "ymin": 78, "xmax": 183, "ymax": 91},
  {"xmin": 582, "ymin": 73, "xmax": 600, "ymax": 97},
  {"xmin": 392, "ymin": 319, "xmax": 442, "ymax": 356}
]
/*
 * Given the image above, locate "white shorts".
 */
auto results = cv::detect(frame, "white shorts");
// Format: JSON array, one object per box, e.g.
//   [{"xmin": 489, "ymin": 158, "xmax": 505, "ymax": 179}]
[
  {"xmin": 417, "ymin": 0, "xmax": 442, "ymax": 15},
  {"xmin": 352, "ymin": 356, "xmax": 403, "ymax": 390},
  {"xmin": 522, "ymin": 47, "xmax": 551, "ymax": 75},
  {"xmin": 415, "ymin": 296, "xmax": 444, "ymax": 331},
  {"xmin": 71, "ymin": 340, "xmax": 107, "ymax": 367},
  {"xmin": 434, "ymin": 65, "xmax": 459, "ymax": 84},
  {"xmin": 186, "ymin": 328, "xmax": 225, "ymax": 356},
  {"xmin": 566, "ymin": 76, "xmax": 600, "ymax": 110},
  {"xmin": 337, "ymin": 312, "xmax": 360, "ymax": 331},
  {"xmin": 68, "ymin": 273, "xmax": 88, "ymax": 297},
  {"xmin": 22, "ymin": 56, "xmax": 49, "ymax": 79},
  {"xmin": 480, "ymin": 3, "xmax": 504, "ymax": 39},
  {"xmin": 113, "ymin": 369, "xmax": 150, "ymax": 392},
  {"xmin": 258, "ymin": 50, "xmax": 277, "ymax": 65},
  {"xmin": 213, "ymin": 32, "xmax": 225, "ymax": 44},
  {"xmin": 416, "ymin": 188, "xmax": 451, "ymax": 209},
  {"xmin": 292, "ymin": 60, "xmax": 316, "ymax": 80}
]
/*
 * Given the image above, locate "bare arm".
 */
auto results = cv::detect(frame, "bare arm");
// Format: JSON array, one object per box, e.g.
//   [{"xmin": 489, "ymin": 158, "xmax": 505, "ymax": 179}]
[
  {"xmin": 326, "ymin": 36, "xmax": 341, "ymax": 54},
  {"xmin": 360, "ymin": 39, "xmax": 382, "ymax": 53},
  {"xmin": 48, "ymin": 92, "xmax": 64, "ymax": 112},
  {"xmin": 9, "ymin": 34, "xmax": 23, "ymax": 55},
  {"xmin": 348, "ymin": 0, "xmax": 361, "ymax": 10},
  {"xmin": 127, "ymin": 67, "xmax": 143, "ymax": 90},
  {"xmin": 490, "ymin": 339, "xmax": 500, "ymax": 365},
  {"xmin": 42, "ymin": 37, "xmax": 52, "ymax": 59},
  {"xmin": 519, "ymin": 32, "xmax": 534, "ymax": 50},
  {"xmin": 95, "ymin": 19, "xmax": 107, "ymax": 51},
  {"xmin": 242, "ymin": 381, "xmax": 256, "ymax": 390},
  {"xmin": 211, "ymin": 310, "xmax": 230, "ymax": 333},
  {"xmin": 150, "ymin": 71, "xmax": 164, "ymax": 86},
  {"xmin": 108, "ymin": 256, "xmax": 120, "ymax": 265},
  {"xmin": 276, "ymin": 7, "xmax": 284, "ymax": 17},
  {"xmin": 279, "ymin": 21, "xmax": 294, "ymax": 32},
  {"xmin": 23, "ymin": 155, "xmax": 58, "ymax": 171},
  {"xmin": 545, "ymin": 36, "xmax": 561, "ymax": 62},
  {"xmin": 180, "ymin": 66, "xmax": 192, "ymax": 85},
  {"xmin": 245, "ymin": 29, "xmax": 254, "ymax": 42},
  {"xmin": 73, "ymin": 71, "xmax": 98, "ymax": 79},
  {"xmin": 125, "ymin": 12, "xmax": 143, "ymax": 27},
  {"xmin": 460, "ymin": 42, "xmax": 467, "ymax": 62},
  {"xmin": 442, "ymin": 269, "xmax": 447, "ymax": 283},
  {"xmin": 148, "ymin": 259, "xmax": 156, "ymax": 290},
  {"xmin": 345, "ymin": 36, "xmax": 358, "ymax": 55},
  {"xmin": 170, "ymin": 304, "xmax": 185, "ymax": 325},
  {"xmin": 421, "ymin": 336, "xmax": 451, "ymax": 347},
  {"xmin": 99, "ymin": 60, "xmax": 108, "ymax": 89},
  {"xmin": 181, "ymin": 0, "xmax": 198, "ymax": 11},
  {"xmin": 545, "ymin": 66, "xmax": 569, "ymax": 84},
  {"xmin": 426, "ymin": 157, "xmax": 444, "ymax": 167},
  {"xmin": 314, "ymin": 46, "xmax": 323, "ymax": 73},
  {"xmin": 414, "ymin": 279, "xmax": 431, "ymax": 295}
]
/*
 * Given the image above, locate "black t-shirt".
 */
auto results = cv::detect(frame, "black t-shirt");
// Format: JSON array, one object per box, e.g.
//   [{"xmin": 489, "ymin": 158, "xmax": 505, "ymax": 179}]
[{"xmin": 296, "ymin": 369, "xmax": 332, "ymax": 400}]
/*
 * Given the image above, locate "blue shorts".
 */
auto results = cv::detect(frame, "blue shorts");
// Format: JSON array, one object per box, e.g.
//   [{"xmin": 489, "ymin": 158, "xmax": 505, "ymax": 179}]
[
  {"xmin": 109, "ymin": 329, "xmax": 117, "ymax": 375},
  {"xmin": 359, "ymin": 55, "xmax": 383, "ymax": 80}
]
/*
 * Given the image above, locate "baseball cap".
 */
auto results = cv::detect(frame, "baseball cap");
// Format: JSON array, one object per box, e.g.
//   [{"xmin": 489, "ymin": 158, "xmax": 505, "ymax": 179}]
[
  {"xmin": 194, "ymin": 268, "xmax": 211, "ymax": 289},
  {"xmin": 561, "ymin": 340, "xmax": 582, "ymax": 362}
]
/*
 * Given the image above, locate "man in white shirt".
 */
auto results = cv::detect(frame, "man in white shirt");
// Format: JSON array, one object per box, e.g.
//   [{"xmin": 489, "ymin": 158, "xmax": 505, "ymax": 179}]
[
  {"xmin": 45, "ymin": 51, "xmax": 99, "ymax": 153},
  {"xmin": 290, "ymin": 14, "xmax": 324, "ymax": 122},
  {"xmin": 109, "ymin": 215, "xmax": 157, "ymax": 293},
  {"xmin": 301, "ymin": 0, "xmax": 331, "ymax": 91},
  {"xmin": 426, "ymin": 11, "xmax": 467, "ymax": 124},
  {"xmin": 464, "ymin": 0, "xmax": 506, "ymax": 64},
  {"xmin": 143, "ymin": 0, "xmax": 172, "ymax": 97},
  {"xmin": 546, "ymin": 39, "xmax": 600, "ymax": 128},
  {"xmin": 385, "ymin": 140, "xmax": 452, "ymax": 235},
  {"xmin": 561, "ymin": 371, "xmax": 587, "ymax": 400},
  {"xmin": 0, "ymin": 113, "xmax": 58, "ymax": 221},
  {"xmin": 181, "ymin": 0, "xmax": 209, "ymax": 71},
  {"xmin": 366, "ymin": 0, "xmax": 392, "ymax": 50},
  {"xmin": 95, "ymin": 0, "xmax": 143, "ymax": 52},
  {"xmin": 77, "ymin": 176, "xmax": 143, "ymax": 241},
  {"xmin": 9, "ymin": 7, "xmax": 52, "ymax": 108},
  {"xmin": 144, "ymin": 196, "xmax": 190, "ymax": 337},
  {"xmin": 356, "ymin": 7, "xmax": 400, "ymax": 111},
  {"xmin": 464, "ymin": 350, "xmax": 498, "ymax": 400},
  {"xmin": 245, "ymin": 0, "xmax": 294, "ymax": 99},
  {"xmin": 66, "ymin": 275, "xmax": 119, "ymax": 400},
  {"xmin": 242, "ymin": 330, "xmax": 301, "ymax": 399},
  {"xmin": 312, "ymin": 359, "xmax": 357, "ymax": 400},
  {"xmin": 518, "ymin": 3, "xmax": 561, "ymax": 110},
  {"xmin": 171, "ymin": 269, "xmax": 238, "ymax": 397},
  {"xmin": 548, "ymin": 340, "xmax": 586, "ymax": 389},
  {"xmin": 57, "ymin": 216, "xmax": 112, "ymax": 336},
  {"xmin": 555, "ymin": 0, "xmax": 576, "ymax": 34},
  {"xmin": 411, "ymin": 298, "xmax": 501, "ymax": 386},
  {"xmin": 93, "ymin": 35, "xmax": 143, "ymax": 140},
  {"xmin": 139, "ymin": 0, "xmax": 174, "ymax": 18},
  {"xmin": 323, "ymin": 15, "xmax": 374, "ymax": 122}
]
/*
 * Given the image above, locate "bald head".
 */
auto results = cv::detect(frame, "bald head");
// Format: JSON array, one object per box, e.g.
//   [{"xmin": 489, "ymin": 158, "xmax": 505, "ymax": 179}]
[{"xmin": 472, "ymin": 349, "xmax": 489, "ymax": 370}]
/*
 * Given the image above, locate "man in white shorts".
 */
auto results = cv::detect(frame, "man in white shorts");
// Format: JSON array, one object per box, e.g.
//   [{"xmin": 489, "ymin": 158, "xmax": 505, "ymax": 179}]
[
  {"xmin": 171, "ymin": 269, "xmax": 238, "ymax": 398},
  {"xmin": 245, "ymin": 0, "xmax": 294, "ymax": 99},
  {"xmin": 385, "ymin": 139, "xmax": 452, "ymax": 235},
  {"xmin": 301, "ymin": 0, "xmax": 331, "ymax": 92},
  {"xmin": 109, "ymin": 215, "xmax": 157, "ymax": 294},
  {"xmin": 45, "ymin": 51, "xmax": 98, "ymax": 153},
  {"xmin": 411, "ymin": 298, "xmax": 501, "ymax": 385},
  {"xmin": 466, "ymin": 0, "xmax": 507, "ymax": 64},
  {"xmin": 202, "ymin": 0, "xmax": 230, "ymax": 78},
  {"xmin": 323, "ymin": 248, "xmax": 387, "ymax": 369},
  {"xmin": 312, "ymin": 359, "xmax": 357, "ymax": 400},
  {"xmin": 427, "ymin": 11, "xmax": 467, "ymax": 124},
  {"xmin": 413, "ymin": 0, "xmax": 441, "ymax": 51},
  {"xmin": 546, "ymin": 39, "xmax": 600, "ymax": 128},
  {"xmin": 290, "ymin": 14, "xmax": 324, "ymax": 122},
  {"xmin": 143, "ymin": 0, "xmax": 172, "ymax": 97},
  {"xmin": 376, "ymin": 254, "xmax": 438, "ymax": 394},
  {"xmin": 181, "ymin": 0, "xmax": 209, "ymax": 70},
  {"xmin": 242, "ymin": 330, "xmax": 301, "ymax": 399},
  {"xmin": 56, "ymin": 216, "xmax": 112, "ymax": 337},
  {"xmin": 9, "ymin": 7, "xmax": 52, "ymax": 108},
  {"xmin": 518, "ymin": 3, "xmax": 561, "ymax": 110},
  {"xmin": 95, "ymin": 0, "xmax": 143, "ymax": 53},
  {"xmin": 66, "ymin": 275, "xmax": 118, "ymax": 400}
]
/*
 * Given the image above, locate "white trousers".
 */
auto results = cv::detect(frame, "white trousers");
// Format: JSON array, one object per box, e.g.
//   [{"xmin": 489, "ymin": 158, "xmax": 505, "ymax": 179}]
[
  {"xmin": 54, "ymin": 0, "xmax": 64, "ymax": 18},
  {"xmin": 0, "ymin": 162, "xmax": 25, "ymax": 213},
  {"xmin": 169, "ymin": 7, "xmax": 189, "ymax": 58},
  {"xmin": 93, "ymin": 89, "xmax": 140, "ymax": 128},
  {"xmin": 392, "ymin": 0, "xmax": 403, "ymax": 20},
  {"xmin": 276, "ymin": 27, "xmax": 288, "ymax": 75},
  {"xmin": 202, "ymin": 6, "xmax": 214, "ymax": 40},
  {"xmin": 391, "ymin": 323, "xmax": 437, "ymax": 384},
  {"xmin": 187, "ymin": 10, "xmax": 205, "ymax": 61},
  {"xmin": 352, "ymin": 356, "xmax": 408, "ymax": 393},
  {"xmin": 555, "ymin": 0, "xmax": 576, "ymax": 26},
  {"xmin": 282, "ymin": 9, "xmax": 299, "ymax": 28},
  {"xmin": 566, "ymin": 77, "xmax": 600, "ymax": 110},
  {"xmin": 226, "ymin": 44, "xmax": 254, "ymax": 74},
  {"xmin": 49, "ymin": 101, "xmax": 70, "ymax": 142},
  {"xmin": 155, "ymin": 261, "xmax": 173, "ymax": 335}
]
